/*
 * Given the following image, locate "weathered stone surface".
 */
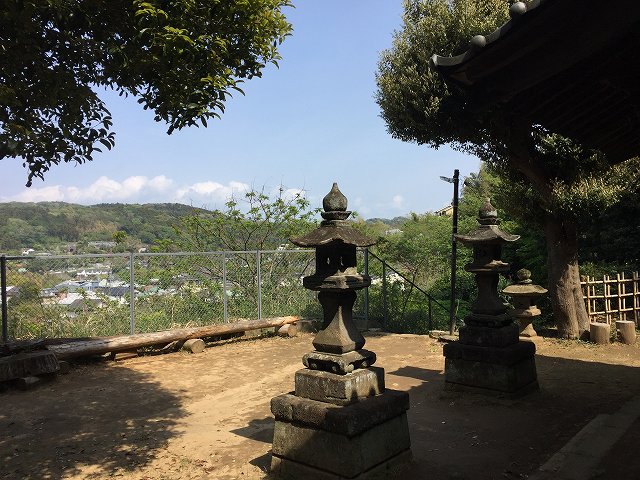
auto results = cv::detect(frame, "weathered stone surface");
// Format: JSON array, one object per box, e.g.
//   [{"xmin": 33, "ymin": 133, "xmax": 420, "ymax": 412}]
[
  {"xmin": 271, "ymin": 389, "xmax": 409, "ymax": 437},
  {"xmin": 303, "ymin": 273, "xmax": 371, "ymax": 291},
  {"xmin": 271, "ymin": 412, "xmax": 410, "ymax": 478},
  {"xmin": 271, "ymin": 448, "xmax": 412, "ymax": 480},
  {"xmin": 503, "ymin": 269, "xmax": 546, "ymax": 338},
  {"xmin": 295, "ymin": 367, "xmax": 384, "ymax": 406},
  {"xmin": 519, "ymin": 318, "xmax": 538, "ymax": 337},
  {"xmin": 464, "ymin": 312, "xmax": 513, "ymax": 328},
  {"xmin": 459, "ymin": 323, "xmax": 519, "ymax": 347},
  {"xmin": 290, "ymin": 183, "xmax": 375, "ymax": 248},
  {"xmin": 303, "ymin": 349, "xmax": 376, "ymax": 374},
  {"xmin": 0, "ymin": 350, "xmax": 60, "ymax": 382},
  {"xmin": 311, "ymin": 290, "xmax": 364, "ymax": 354},
  {"xmin": 444, "ymin": 355, "xmax": 538, "ymax": 394},
  {"xmin": 443, "ymin": 340, "xmax": 535, "ymax": 366}
]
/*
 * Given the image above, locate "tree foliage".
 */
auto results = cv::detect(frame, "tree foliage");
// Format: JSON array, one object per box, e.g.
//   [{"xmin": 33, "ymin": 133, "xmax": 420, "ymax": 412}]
[
  {"xmin": 173, "ymin": 187, "xmax": 318, "ymax": 252},
  {"xmin": 376, "ymin": 0, "xmax": 640, "ymax": 338},
  {"xmin": 0, "ymin": 202, "xmax": 196, "ymax": 252},
  {"xmin": 373, "ymin": 213, "xmax": 451, "ymax": 289},
  {"xmin": 1, "ymin": 0, "xmax": 292, "ymax": 185}
]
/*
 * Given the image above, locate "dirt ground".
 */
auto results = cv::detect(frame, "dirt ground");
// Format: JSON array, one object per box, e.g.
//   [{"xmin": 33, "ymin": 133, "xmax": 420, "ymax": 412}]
[{"xmin": 2, "ymin": 331, "xmax": 640, "ymax": 480}]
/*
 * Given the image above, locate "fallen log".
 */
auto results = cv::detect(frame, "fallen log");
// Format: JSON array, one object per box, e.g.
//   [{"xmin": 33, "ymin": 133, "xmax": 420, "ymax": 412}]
[
  {"xmin": 47, "ymin": 316, "xmax": 299, "ymax": 360},
  {"xmin": 1, "ymin": 339, "xmax": 47, "ymax": 357}
]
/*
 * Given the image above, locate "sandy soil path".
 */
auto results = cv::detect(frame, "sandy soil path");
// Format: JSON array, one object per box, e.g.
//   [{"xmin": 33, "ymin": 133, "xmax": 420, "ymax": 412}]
[{"xmin": 2, "ymin": 332, "xmax": 639, "ymax": 479}]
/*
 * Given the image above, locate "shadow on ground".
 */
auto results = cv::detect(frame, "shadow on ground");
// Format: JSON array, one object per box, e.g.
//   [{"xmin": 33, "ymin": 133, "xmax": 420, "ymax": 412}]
[
  {"xmin": 0, "ymin": 362, "xmax": 186, "ymax": 480},
  {"xmin": 397, "ymin": 353, "xmax": 640, "ymax": 480},
  {"xmin": 232, "ymin": 417, "xmax": 275, "ymax": 444},
  {"xmin": 245, "ymin": 349, "xmax": 640, "ymax": 480}
]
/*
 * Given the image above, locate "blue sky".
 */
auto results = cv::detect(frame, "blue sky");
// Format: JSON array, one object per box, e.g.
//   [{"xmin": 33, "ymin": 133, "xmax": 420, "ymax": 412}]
[{"xmin": 1, "ymin": 0, "xmax": 480, "ymax": 219}]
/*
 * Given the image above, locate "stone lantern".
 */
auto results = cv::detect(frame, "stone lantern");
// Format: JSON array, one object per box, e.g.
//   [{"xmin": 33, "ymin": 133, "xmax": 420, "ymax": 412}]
[
  {"xmin": 443, "ymin": 199, "xmax": 538, "ymax": 396},
  {"xmin": 502, "ymin": 268, "xmax": 548, "ymax": 338},
  {"xmin": 270, "ymin": 183, "xmax": 411, "ymax": 479}
]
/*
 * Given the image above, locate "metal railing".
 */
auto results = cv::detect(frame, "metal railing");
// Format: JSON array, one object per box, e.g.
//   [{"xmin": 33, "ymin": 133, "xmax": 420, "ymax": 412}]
[
  {"xmin": 1, "ymin": 249, "xmax": 450, "ymax": 342},
  {"xmin": 363, "ymin": 250, "xmax": 451, "ymax": 334}
]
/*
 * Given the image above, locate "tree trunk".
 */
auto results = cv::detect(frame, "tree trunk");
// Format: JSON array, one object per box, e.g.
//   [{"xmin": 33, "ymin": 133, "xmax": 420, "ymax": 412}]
[
  {"xmin": 543, "ymin": 216, "xmax": 590, "ymax": 338},
  {"xmin": 47, "ymin": 316, "xmax": 299, "ymax": 360}
]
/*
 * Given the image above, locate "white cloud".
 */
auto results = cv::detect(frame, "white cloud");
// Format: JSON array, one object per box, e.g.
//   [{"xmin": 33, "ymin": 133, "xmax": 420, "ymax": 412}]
[
  {"xmin": 4, "ymin": 175, "xmax": 174, "ymax": 204},
  {"xmin": 10, "ymin": 185, "xmax": 65, "ymax": 202},
  {"xmin": 392, "ymin": 194, "xmax": 404, "ymax": 209},
  {"xmin": 175, "ymin": 180, "xmax": 250, "ymax": 204},
  {"xmin": 3, "ymin": 176, "xmax": 311, "ymax": 210}
]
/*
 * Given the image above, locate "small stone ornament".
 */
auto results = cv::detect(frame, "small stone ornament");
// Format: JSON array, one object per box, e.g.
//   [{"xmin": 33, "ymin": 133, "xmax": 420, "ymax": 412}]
[{"xmin": 502, "ymin": 268, "xmax": 548, "ymax": 337}]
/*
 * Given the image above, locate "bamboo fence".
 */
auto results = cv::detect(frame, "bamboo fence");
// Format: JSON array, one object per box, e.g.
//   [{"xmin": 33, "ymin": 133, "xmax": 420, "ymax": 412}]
[{"xmin": 581, "ymin": 272, "xmax": 640, "ymax": 325}]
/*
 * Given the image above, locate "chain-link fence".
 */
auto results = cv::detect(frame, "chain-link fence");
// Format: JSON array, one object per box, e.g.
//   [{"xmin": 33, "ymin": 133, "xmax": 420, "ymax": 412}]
[{"xmin": 1, "ymin": 249, "xmax": 449, "ymax": 341}]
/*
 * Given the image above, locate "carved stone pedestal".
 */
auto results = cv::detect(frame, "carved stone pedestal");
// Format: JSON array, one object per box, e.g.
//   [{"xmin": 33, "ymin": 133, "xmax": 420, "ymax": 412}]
[
  {"xmin": 295, "ymin": 367, "xmax": 384, "ymax": 405},
  {"xmin": 271, "ymin": 389, "xmax": 411, "ymax": 479}
]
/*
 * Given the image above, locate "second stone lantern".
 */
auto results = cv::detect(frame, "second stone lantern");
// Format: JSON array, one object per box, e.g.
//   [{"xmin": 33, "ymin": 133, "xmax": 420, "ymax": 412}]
[
  {"xmin": 270, "ymin": 183, "xmax": 411, "ymax": 480},
  {"xmin": 443, "ymin": 199, "xmax": 538, "ymax": 396}
]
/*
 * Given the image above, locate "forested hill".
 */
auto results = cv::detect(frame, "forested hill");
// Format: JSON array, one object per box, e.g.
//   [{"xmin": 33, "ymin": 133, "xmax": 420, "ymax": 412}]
[
  {"xmin": 0, "ymin": 201, "xmax": 410, "ymax": 255},
  {"xmin": 0, "ymin": 202, "xmax": 203, "ymax": 253}
]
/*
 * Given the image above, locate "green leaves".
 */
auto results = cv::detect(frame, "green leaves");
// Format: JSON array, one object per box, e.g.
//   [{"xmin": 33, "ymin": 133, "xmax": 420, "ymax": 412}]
[
  {"xmin": 1, "ymin": 0, "xmax": 293, "ymax": 185},
  {"xmin": 174, "ymin": 186, "xmax": 318, "ymax": 253},
  {"xmin": 376, "ymin": 0, "xmax": 509, "ymax": 151}
]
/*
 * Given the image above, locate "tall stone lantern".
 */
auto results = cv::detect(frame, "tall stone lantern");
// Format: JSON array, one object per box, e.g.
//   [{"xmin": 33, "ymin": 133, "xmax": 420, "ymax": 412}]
[
  {"xmin": 443, "ymin": 199, "xmax": 538, "ymax": 396},
  {"xmin": 270, "ymin": 183, "xmax": 411, "ymax": 479}
]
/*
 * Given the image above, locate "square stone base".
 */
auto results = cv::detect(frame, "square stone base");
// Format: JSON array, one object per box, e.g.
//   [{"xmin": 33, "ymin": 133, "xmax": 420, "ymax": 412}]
[
  {"xmin": 271, "ymin": 448, "xmax": 412, "ymax": 480},
  {"xmin": 271, "ymin": 390, "xmax": 411, "ymax": 479},
  {"xmin": 295, "ymin": 367, "xmax": 384, "ymax": 405},
  {"xmin": 443, "ymin": 341, "xmax": 538, "ymax": 396}
]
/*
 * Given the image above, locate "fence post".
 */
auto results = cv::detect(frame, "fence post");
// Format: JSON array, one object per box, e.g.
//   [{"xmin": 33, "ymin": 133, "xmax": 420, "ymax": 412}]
[
  {"xmin": 428, "ymin": 295, "xmax": 433, "ymax": 331},
  {"xmin": 1, "ymin": 255, "xmax": 8, "ymax": 342},
  {"xmin": 364, "ymin": 248, "xmax": 369, "ymax": 327},
  {"xmin": 222, "ymin": 252, "xmax": 228, "ymax": 323},
  {"xmin": 382, "ymin": 260, "xmax": 388, "ymax": 330},
  {"xmin": 129, "ymin": 252, "xmax": 135, "ymax": 334},
  {"xmin": 257, "ymin": 250, "xmax": 262, "ymax": 320},
  {"xmin": 632, "ymin": 272, "xmax": 640, "ymax": 326}
]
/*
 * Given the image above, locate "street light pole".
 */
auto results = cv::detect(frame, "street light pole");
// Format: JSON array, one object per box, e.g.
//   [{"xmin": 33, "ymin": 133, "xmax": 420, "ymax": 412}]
[{"xmin": 440, "ymin": 169, "xmax": 459, "ymax": 335}]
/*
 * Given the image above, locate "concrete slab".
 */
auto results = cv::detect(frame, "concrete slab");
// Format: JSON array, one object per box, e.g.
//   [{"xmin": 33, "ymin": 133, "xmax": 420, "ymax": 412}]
[{"xmin": 530, "ymin": 395, "xmax": 640, "ymax": 480}]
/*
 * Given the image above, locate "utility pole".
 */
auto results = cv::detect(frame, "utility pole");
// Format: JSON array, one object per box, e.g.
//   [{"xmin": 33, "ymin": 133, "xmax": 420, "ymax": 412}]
[{"xmin": 440, "ymin": 169, "xmax": 459, "ymax": 335}]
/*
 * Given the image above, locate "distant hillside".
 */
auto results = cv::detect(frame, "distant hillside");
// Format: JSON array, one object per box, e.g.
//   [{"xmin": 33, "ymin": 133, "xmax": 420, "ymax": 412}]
[
  {"xmin": 0, "ymin": 202, "xmax": 202, "ymax": 253},
  {"xmin": 0, "ymin": 202, "xmax": 416, "ymax": 255},
  {"xmin": 365, "ymin": 216, "xmax": 408, "ymax": 228}
]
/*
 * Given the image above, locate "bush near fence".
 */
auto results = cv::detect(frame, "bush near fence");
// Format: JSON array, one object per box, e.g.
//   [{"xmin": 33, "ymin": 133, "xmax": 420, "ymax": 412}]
[{"xmin": 1, "ymin": 249, "xmax": 450, "ymax": 341}]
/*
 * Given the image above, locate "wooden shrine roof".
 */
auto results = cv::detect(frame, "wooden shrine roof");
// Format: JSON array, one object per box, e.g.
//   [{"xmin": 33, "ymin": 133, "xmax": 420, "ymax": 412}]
[{"xmin": 430, "ymin": 0, "xmax": 640, "ymax": 163}]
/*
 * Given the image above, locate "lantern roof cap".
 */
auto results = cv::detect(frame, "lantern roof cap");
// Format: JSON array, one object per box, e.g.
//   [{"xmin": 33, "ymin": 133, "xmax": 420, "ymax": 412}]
[
  {"xmin": 455, "ymin": 200, "xmax": 519, "ymax": 244},
  {"xmin": 503, "ymin": 268, "xmax": 548, "ymax": 295},
  {"xmin": 290, "ymin": 183, "xmax": 375, "ymax": 248},
  {"xmin": 455, "ymin": 225, "xmax": 520, "ymax": 244}
]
